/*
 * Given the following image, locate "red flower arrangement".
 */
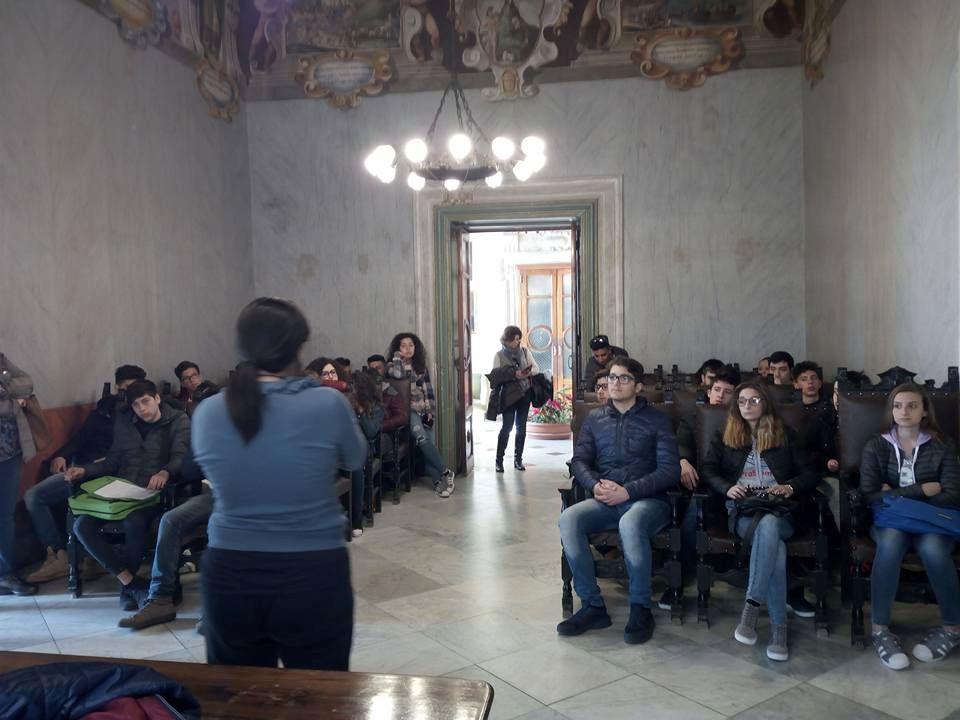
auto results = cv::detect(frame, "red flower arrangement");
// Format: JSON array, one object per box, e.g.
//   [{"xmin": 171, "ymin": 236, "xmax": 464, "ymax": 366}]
[{"xmin": 528, "ymin": 393, "xmax": 573, "ymax": 424}]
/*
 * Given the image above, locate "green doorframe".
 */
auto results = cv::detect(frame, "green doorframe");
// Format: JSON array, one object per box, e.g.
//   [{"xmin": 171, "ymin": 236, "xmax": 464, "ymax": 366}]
[{"xmin": 432, "ymin": 200, "xmax": 601, "ymax": 472}]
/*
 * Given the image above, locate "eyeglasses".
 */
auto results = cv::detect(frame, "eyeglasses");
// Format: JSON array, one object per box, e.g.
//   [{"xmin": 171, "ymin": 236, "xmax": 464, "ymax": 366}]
[
  {"xmin": 320, "ymin": 370, "xmax": 339, "ymax": 378},
  {"xmin": 737, "ymin": 396, "xmax": 763, "ymax": 407},
  {"xmin": 595, "ymin": 383, "xmax": 609, "ymax": 390},
  {"xmin": 608, "ymin": 374, "xmax": 635, "ymax": 385}
]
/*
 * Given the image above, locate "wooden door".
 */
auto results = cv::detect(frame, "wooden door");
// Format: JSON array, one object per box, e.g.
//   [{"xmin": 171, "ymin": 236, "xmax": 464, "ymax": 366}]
[
  {"xmin": 519, "ymin": 265, "xmax": 573, "ymax": 396},
  {"xmin": 454, "ymin": 227, "xmax": 474, "ymax": 476}
]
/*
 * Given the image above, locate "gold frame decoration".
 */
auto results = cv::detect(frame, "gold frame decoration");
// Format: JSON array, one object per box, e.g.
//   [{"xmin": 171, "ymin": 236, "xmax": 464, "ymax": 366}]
[
  {"xmin": 630, "ymin": 27, "xmax": 743, "ymax": 91},
  {"xmin": 99, "ymin": 0, "xmax": 168, "ymax": 48},
  {"xmin": 196, "ymin": 60, "xmax": 242, "ymax": 123},
  {"xmin": 294, "ymin": 50, "xmax": 393, "ymax": 111},
  {"xmin": 802, "ymin": 0, "xmax": 845, "ymax": 88}
]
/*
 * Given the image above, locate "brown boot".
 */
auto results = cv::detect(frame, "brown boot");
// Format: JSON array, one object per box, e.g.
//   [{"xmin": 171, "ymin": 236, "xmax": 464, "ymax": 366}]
[
  {"xmin": 118, "ymin": 597, "xmax": 176, "ymax": 630},
  {"xmin": 25, "ymin": 547, "xmax": 69, "ymax": 584}
]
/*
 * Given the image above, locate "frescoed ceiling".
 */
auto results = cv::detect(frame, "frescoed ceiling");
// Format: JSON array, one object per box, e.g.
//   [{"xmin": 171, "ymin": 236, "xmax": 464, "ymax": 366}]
[{"xmin": 81, "ymin": 0, "xmax": 844, "ymax": 118}]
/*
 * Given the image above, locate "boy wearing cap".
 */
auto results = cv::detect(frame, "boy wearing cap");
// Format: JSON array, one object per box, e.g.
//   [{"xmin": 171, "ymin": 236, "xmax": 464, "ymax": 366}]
[{"xmin": 584, "ymin": 335, "xmax": 628, "ymax": 391}]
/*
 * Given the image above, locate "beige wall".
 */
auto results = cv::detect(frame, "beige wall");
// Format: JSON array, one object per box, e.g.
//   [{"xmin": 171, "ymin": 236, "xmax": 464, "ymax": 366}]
[
  {"xmin": 804, "ymin": 0, "xmax": 960, "ymax": 381},
  {"xmin": 0, "ymin": 0, "xmax": 254, "ymax": 406}
]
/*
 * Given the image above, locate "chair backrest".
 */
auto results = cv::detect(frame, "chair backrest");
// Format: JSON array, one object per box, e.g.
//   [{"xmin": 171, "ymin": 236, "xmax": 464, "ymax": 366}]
[
  {"xmin": 778, "ymin": 404, "xmax": 818, "ymax": 453},
  {"xmin": 571, "ymin": 401, "xmax": 601, "ymax": 446},
  {"xmin": 694, "ymin": 404, "xmax": 730, "ymax": 472},
  {"xmin": 837, "ymin": 392, "xmax": 888, "ymax": 475},
  {"xmin": 637, "ymin": 389, "xmax": 665, "ymax": 404},
  {"xmin": 766, "ymin": 383, "xmax": 797, "ymax": 406},
  {"xmin": 929, "ymin": 390, "xmax": 960, "ymax": 448}
]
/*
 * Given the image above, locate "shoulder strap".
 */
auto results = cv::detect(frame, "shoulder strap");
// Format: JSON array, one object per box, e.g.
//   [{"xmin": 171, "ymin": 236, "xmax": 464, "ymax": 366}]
[{"xmin": 736, "ymin": 510, "xmax": 766, "ymax": 566}]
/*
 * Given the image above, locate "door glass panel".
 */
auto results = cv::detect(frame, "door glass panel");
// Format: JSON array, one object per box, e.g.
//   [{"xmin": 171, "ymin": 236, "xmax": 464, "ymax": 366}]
[
  {"xmin": 563, "ymin": 295, "xmax": 572, "ymax": 329},
  {"xmin": 528, "ymin": 274, "xmax": 552, "ymax": 296},
  {"xmin": 562, "ymin": 272, "xmax": 572, "ymax": 295},
  {"xmin": 527, "ymin": 297, "xmax": 551, "ymax": 330}
]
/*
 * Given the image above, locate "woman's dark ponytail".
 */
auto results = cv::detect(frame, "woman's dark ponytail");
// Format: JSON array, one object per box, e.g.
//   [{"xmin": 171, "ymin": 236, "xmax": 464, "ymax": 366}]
[
  {"xmin": 227, "ymin": 298, "xmax": 310, "ymax": 444},
  {"xmin": 227, "ymin": 362, "xmax": 264, "ymax": 443}
]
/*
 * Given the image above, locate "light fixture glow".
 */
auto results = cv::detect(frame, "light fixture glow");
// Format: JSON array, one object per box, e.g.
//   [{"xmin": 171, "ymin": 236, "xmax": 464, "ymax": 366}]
[
  {"xmin": 406, "ymin": 172, "xmax": 426, "ymax": 191},
  {"xmin": 513, "ymin": 160, "xmax": 532, "ymax": 182},
  {"xmin": 364, "ymin": 151, "xmax": 382, "ymax": 176},
  {"xmin": 377, "ymin": 165, "xmax": 397, "ymax": 184},
  {"xmin": 403, "ymin": 138, "xmax": 428, "ymax": 164},
  {"xmin": 520, "ymin": 136, "xmax": 545, "ymax": 157},
  {"xmin": 443, "ymin": 177, "xmax": 462, "ymax": 192},
  {"xmin": 491, "ymin": 136, "xmax": 515, "ymax": 161},
  {"xmin": 525, "ymin": 153, "xmax": 547, "ymax": 173},
  {"xmin": 448, "ymin": 133, "xmax": 472, "ymax": 161},
  {"xmin": 484, "ymin": 171, "xmax": 503, "ymax": 188}
]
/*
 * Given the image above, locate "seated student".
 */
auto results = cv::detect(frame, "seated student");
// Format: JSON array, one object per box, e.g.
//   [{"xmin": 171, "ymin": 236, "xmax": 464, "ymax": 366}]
[
  {"xmin": 367, "ymin": 354, "xmax": 387, "ymax": 377},
  {"xmin": 557, "ymin": 357, "xmax": 679, "ymax": 645},
  {"xmin": 594, "ymin": 369, "xmax": 609, "ymax": 405},
  {"xmin": 387, "ymin": 332, "xmax": 455, "ymax": 498},
  {"xmin": 305, "ymin": 357, "xmax": 350, "ymax": 393},
  {"xmin": 336, "ymin": 357, "xmax": 352, "ymax": 374},
  {"xmin": 702, "ymin": 381, "xmax": 819, "ymax": 662},
  {"xmin": 174, "ymin": 362, "xmax": 204, "ymax": 409},
  {"xmin": 64, "ymin": 380, "xmax": 191, "ymax": 609},
  {"xmin": 660, "ymin": 365, "xmax": 740, "ymax": 609},
  {"xmin": 860, "ymin": 382, "xmax": 960, "ymax": 670},
  {"xmin": 584, "ymin": 335, "xmax": 628, "ymax": 391},
  {"xmin": 792, "ymin": 361, "xmax": 835, "ymax": 471},
  {"xmin": 119, "ymin": 386, "xmax": 220, "ymax": 630},
  {"xmin": 24, "ymin": 364, "xmax": 146, "ymax": 584},
  {"xmin": 696, "ymin": 358, "xmax": 726, "ymax": 390},
  {"xmin": 757, "ymin": 356, "xmax": 771, "ymax": 380},
  {"xmin": 768, "ymin": 351, "xmax": 795, "ymax": 386}
]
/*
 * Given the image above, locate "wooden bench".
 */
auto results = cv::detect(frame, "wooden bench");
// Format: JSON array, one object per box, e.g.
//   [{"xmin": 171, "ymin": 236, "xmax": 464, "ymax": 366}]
[{"xmin": 0, "ymin": 651, "xmax": 494, "ymax": 720}]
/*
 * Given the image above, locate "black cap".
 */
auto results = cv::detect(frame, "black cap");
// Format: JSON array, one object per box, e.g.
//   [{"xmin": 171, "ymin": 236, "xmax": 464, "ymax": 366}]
[{"xmin": 589, "ymin": 334, "xmax": 611, "ymax": 351}]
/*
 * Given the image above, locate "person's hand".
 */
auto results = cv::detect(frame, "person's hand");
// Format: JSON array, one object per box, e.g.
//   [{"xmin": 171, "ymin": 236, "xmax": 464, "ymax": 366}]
[
  {"xmin": 768, "ymin": 484, "xmax": 795, "ymax": 497},
  {"xmin": 921, "ymin": 482, "xmax": 942, "ymax": 497},
  {"xmin": 881, "ymin": 483, "xmax": 893, "ymax": 492},
  {"xmin": 514, "ymin": 369, "xmax": 531, "ymax": 379},
  {"xmin": 594, "ymin": 479, "xmax": 629, "ymax": 506},
  {"xmin": 17, "ymin": 398, "xmax": 28, "ymax": 407},
  {"xmin": 679, "ymin": 459, "xmax": 699, "ymax": 490},
  {"xmin": 147, "ymin": 471, "xmax": 170, "ymax": 491},
  {"xmin": 726, "ymin": 484, "xmax": 748, "ymax": 500},
  {"xmin": 827, "ymin": 459, "xmax": 840, "ymax": 473},
  {"xmin": 50, "ymin": 457, "xmax": 67, "ymax": 474},
  {"xmin": 64, "ymin": 467, "xmax": 86, "ymax": 483}
]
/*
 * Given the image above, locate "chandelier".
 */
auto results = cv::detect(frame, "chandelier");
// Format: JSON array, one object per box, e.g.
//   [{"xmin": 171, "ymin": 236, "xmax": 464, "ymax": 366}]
[{"xmin": 362, "ymin": 11, "xmax": 546, "ymax": 193}]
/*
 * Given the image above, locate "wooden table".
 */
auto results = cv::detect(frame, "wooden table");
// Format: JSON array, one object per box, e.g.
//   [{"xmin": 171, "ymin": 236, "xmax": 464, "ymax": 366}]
[{"xmin": 0, "ymin": 651, "xmax": 493, "ymax": 719}]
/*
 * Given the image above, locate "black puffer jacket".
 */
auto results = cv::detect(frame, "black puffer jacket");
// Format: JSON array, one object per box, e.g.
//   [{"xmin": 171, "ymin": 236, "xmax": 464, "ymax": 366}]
[
  {"xmin": 80, "ymin": 403, "xmax": 190, "ymax": 486},
  {"xmin": 570, "ymin": 398, "xmax": 679, "ymax": 502},
  {"xmin": 0, "ymin": 661, "xmax": 200, "ymax": 719},
  {"xmin": 702, "ymin": 427, "xmax": 820, "ymax": 498},
  {"xmin": 53, "ymin": 395, "xmax": 120, "ymax": 465},
  {"xmin": 859, "ymin": 432, "xmax": 960, "ymax": 508}
]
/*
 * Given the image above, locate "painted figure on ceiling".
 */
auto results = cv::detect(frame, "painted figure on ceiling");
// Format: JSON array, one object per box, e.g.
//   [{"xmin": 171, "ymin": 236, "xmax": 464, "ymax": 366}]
[
  {"xmin": 249, "ymin": 0, "xmax": 290, "ymax": 71},
  {"xmin": 200, "ymin": 0, "xmax": 225, "ymax": 58}
]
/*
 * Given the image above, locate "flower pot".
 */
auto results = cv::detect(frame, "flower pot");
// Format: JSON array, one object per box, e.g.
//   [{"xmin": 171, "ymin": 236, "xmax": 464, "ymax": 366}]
[{"xmin": 527, "ymin": 423, "xmax": 572, "ymax": 440}]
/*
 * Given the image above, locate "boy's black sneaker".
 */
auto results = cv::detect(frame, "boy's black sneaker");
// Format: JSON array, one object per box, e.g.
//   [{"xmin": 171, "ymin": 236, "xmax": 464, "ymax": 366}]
[
  {"xmin": 624, "ymin": 603, "xmax": 655, "ymax": 645},
  {"xmin": 557, "ymin": 603, "xmax": 612, "ymax": 637},
  {"xmin": 786, "ymin": 590, "xmax": 816, "ymax": 618}
]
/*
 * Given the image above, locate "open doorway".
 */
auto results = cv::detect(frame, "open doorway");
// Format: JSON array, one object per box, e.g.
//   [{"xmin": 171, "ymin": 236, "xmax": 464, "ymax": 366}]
[{"xmin": 459, "ymin": 227, "xmax": 574, "ymax": 474}]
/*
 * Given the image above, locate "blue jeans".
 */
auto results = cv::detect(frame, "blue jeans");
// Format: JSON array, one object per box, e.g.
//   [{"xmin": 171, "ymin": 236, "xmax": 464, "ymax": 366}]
[
  {"xmin": 24, "ymin": 472, "xmax": 72, "ymax": 552},
  {"xmin": 733, "ymin": 513, "xmax": 794, "ymax": 625},
  {"xmin": 497, "ymin": 392, "xmax": 531, "ymax": 461},
  {"xmin": 149, "ymin": 489, "xmax": 213, "ymax": 600},
  {"xmin": 559, "ymin": 496, "xmax": 671, "ymax": 607},
  {"xmin": 870, "ymin": 526, "xmax": 960, "ymax": 626},
  {"xmin": 0, "ymin": 455, "xmax": 21, "ymax": 577},
  {"xmin": 73, "ymin": 508, "xmax": 156, "ymax": 578},
  {"xmin": 409, "ymin": 412, "xmax": 444, "ymax": 485}
]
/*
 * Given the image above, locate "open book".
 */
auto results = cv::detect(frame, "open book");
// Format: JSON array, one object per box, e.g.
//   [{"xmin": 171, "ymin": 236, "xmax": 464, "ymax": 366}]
[{"xmin": 90, "ymin": 479, "xmax": 158, "ymax": 502}]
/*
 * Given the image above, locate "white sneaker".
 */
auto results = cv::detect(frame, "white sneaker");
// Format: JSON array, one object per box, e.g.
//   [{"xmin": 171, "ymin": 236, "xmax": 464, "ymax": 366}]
[
  {"xmin": 351, "ymin": 528, "xmax": 363, "ymax": 538},
  {"xmin": 873, "ymin": 629, "xmax": 910, "ymax": 670},
  {"xmin": 437, "ymin": 482, "xmax": 452, "ymax": 498},
  {"xmin": 442, "ymin": 469, "xmax": 456, "ymax": 492}
]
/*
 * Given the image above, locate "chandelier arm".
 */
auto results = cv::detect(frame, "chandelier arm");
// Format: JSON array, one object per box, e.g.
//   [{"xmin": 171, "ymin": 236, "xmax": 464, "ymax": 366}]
[
  {"xmin": 426, "ymin": 82, "xmax": 454, "ymax": 141},
  {"xmin": 460, "ymin": 88, "xmax": 493, "ymax": 146}
]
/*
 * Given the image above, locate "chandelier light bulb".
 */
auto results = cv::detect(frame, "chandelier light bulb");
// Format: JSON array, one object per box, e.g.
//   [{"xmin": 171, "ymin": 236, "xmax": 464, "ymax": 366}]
[
  {"xmin": 525, "ymin": 153, "xmax": 547, "ymax": 173},
  {"xmin": 484, "ymin": 171, "xmax": 503, "ymax": 189},
  {"xmin": 377, "ymin": 165, "xmax": 397, "ymax": 184},
  {"xmin": 448, "ymin": 133, "xmax": 472, "ymax": 161},
  {"xmin": 520, "ymin": 136, "xmax": 545, "ymax": 157},
  {"xmin": 443, "ymin": 177, "xmax": 462, "ymax": 192},
  {"xmin": 491, "ymin": 136, "xmax": 515, "ymax": 161},
  {"xmin": 403, "ymin": 138, "xmax": 429, "ymax": 164},
  {"xmin": 513, "ymin": 160, "xmax": 532, "ymax": 182},
  {"xmin": 363, "ymin": 150, "xmax": 382, "ymax": 176},
  {"xmin": 407, "ymin": 172, "xmax": 426, "ymax": 191}
]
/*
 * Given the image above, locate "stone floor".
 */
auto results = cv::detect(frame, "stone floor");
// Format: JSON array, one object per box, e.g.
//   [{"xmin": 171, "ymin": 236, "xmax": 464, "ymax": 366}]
[{"xmin": 4, "ymin": 421, "xmax": 960, "ymax": 719}]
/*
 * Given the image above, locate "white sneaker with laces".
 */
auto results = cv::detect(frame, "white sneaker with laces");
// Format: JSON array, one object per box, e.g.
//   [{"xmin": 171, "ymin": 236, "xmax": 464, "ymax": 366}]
[{"xmin": 873, "ymin": 629, "xmax": 910, "ymax": 670}]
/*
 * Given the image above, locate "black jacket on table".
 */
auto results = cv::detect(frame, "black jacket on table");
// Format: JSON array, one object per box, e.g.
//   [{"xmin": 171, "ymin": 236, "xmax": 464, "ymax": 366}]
[
  {"xmin": 570, "ymin": 397, "xmax": 679, "ymax": 503},
  {"xmin": 701, "ymin": 427, "xmax": 820, "ymax": 498},
  {"xmin": 79, "ymin": 403, "xmax": 190, "ymax": 487},
  {"xmin": 53, "ymin": 395, "xmax": 120, "ymax": 466},
  {"xmin": 859, "ymin": 432, "xmax": 960, "ymax": 508}
]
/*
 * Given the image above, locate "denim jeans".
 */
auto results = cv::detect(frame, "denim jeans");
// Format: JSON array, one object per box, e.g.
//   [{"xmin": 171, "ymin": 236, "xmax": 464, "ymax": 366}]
[
  {"xmin": 0, "ymin": 455, "xmax": 21, "ymax": 576},
  {"xmin": 24, "ymin": 472, "xmax": 72, "ymax": 552},
  {"xmin": 498, "ymin": 392, "xmax": 531, "ymax": 460},
  {"xmin": 409, "ymin": 411, "xmax": 444, "ymax": 485},
  {"xmin": 870, "ymin": 526, "xmax": 960, "ymax": 626},
  {"xmin": 733, "ymin": 513, "xmax": 794, "ymax": 625},
  {"xmin": 149, "ymin": 489, "xmax": 213, "ymax": 600},
  {"xmin": 559, "ymin": 496, "xmax": 671, "ymax": 607},
  {"xmin": 73, "ymin": 507, "xmax": 156, "ymax": 577}
]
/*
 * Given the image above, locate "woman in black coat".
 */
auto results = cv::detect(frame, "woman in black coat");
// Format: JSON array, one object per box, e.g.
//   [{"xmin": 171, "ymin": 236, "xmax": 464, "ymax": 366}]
[
  {"xmin": 859, "ymin": 382, "xmax": 960, "ymax": 671},
  {"xmin": 703, "ymin": 381, "xmax": 818, "ymax": 662},
  {"xmin": 487, "ymin": 326, "xmax": 540, "ymax": 473}
]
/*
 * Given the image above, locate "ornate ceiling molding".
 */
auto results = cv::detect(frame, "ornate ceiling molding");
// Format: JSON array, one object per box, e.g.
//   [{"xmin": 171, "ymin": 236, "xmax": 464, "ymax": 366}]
[
  {"xmin": 630, "ymin": 26, "xmax": 743, "ymax": 90},
  {"xmin": 196, "ymin": 59, "xmax": 242, "ymax": 123},
  {"xmin": 294, "ymin": 50, "xmax": 394, "ymax": 110},
  {"xmin": 99, "ymin": 0, "xmax": 168, "ymax": 48}
]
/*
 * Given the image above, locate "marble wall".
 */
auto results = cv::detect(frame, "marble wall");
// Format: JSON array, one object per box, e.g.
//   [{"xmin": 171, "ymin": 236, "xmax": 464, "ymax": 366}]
[
  {"xmin": 248, "ymin": 68, "xmax": 805, "ymax": 372},
  {"xmin": 804, "ymin": 0, "xmax": 960, "ymax": 381},
  {"xmin": 0, "ymin": 0, "xmax": 254, "ymax": 406}
]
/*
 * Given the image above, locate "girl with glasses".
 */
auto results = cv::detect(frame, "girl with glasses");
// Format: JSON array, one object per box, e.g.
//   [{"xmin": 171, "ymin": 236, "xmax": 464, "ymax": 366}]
[{"xmin": 702, "ymin": 381, "xmax": 818, "ymax": 661}]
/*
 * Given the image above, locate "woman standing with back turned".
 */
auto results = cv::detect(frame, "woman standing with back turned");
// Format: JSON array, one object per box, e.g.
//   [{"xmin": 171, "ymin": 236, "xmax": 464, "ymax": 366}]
[{"xmin": 192, "ymin": 298, "xmax": 367, "ymax": 670}]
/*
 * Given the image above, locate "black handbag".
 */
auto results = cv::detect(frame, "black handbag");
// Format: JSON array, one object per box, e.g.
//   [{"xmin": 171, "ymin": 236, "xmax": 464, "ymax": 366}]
[{"xmin": 732, "ymin": 491, "xmax": 799, "ymax": 566}]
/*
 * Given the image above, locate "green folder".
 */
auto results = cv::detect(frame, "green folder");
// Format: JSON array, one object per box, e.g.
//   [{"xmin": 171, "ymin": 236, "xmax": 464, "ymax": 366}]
[{"xmin": 67, "ymin": 476, "xmax": 160, "ymax": 521}]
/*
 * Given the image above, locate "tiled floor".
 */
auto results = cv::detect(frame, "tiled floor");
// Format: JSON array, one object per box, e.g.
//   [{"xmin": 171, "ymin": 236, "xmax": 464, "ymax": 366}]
[{"xmin": 4, "ymin": 421, "xmax": 960, "ymax": 719}]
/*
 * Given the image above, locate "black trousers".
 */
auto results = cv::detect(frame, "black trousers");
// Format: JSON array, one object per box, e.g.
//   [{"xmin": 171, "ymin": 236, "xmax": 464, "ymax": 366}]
[
  {"xmin": 203, "ymin": 546, "xmax": 353, "ymax": 670},
  {"xmin": 497, "ymin": 391, "xmax": 532, "ymax": 461}
]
